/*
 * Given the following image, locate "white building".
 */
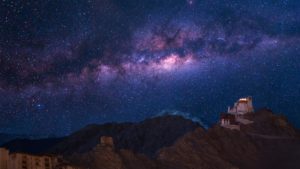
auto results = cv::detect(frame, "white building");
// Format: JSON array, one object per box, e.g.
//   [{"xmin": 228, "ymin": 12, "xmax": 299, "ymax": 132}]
[
  {"xmin": 220, "ymin": 97, "xmax": 255, "ymax": 130},
  {"xmin": 219, "ymin": 113, "xmax": 240, "ymax": 130},
  {"xmin": 227, "ymin": 97, "xmax": 254, "ymax": 115}
]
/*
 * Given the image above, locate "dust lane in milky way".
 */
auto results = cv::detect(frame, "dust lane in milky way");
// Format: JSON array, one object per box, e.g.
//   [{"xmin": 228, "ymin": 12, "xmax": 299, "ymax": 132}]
[{"xmin": 0, "ymin": 0, "xmax": 300, "ymax": 136}]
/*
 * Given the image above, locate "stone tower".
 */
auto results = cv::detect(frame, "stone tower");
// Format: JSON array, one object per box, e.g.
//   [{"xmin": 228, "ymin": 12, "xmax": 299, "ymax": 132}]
[{"xmin": 100, "ymin": 136, "xmax": 114, "ymax": 148}]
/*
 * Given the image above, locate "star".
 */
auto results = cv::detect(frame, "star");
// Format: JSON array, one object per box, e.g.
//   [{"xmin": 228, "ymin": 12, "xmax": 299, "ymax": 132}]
[{"xmin": 0, "ymin": 0, "xmax": 299, "ymax": 135}]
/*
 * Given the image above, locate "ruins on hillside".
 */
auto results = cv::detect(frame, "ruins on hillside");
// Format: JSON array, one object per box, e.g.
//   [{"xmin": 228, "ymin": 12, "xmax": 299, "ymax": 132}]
[
  {"xmin": 94, "ymin": 136, "xmax": 114, "ymax": 152},
  {"xmin": 100, "ymin": 136, "xmax": 114, "ymax": 148}
]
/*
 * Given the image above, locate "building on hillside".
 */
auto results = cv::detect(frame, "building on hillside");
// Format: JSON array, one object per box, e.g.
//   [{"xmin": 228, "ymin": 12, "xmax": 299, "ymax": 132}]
[
  {"xmin": 220, "ymin": 113, "xmax": 235, "ymax": 126},
  {"xmin": 100, "ymin": 136, "xmax": 114, "ymax": 148},
  {"xmin": 227, "ymin": 97, "xmax": 254, "ymax": 115},
  {"xmin": 94, "ymin": 136, "xmax": 114, "ymax": 152},
  {"xmin": 8, "ymin": 153, "xmax": 57, "ymax": 169},
  {"xmin": 220, "ymin": 113, "xmax": 240, "ymax": 130},
  {"xmin": 0, "ymin": 148, "xmax": 81, "ymax": 169},
  {"xmin": 220, "ymin": 97, "xmax": 255, "ymax": 130}
]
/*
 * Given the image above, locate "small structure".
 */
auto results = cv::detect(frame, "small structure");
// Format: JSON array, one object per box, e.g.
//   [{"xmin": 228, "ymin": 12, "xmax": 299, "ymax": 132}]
[
  {"xmin": 220, "ymin": 113, "xmax": 235, "ymax": 126},
  {"xmin": 94, "ymin": 136, "xmax": 114, "ymax": 152},
  {"xmin": 220, "ymin": 113, "xmax": 240, "ymax": 130},
  {"xmin": 100, "ymin": 136, "xmax": 114, "ymax": 148},
  {"xmin": 228, "ymin": 97, "xmax": 254, "ymax": 115}
]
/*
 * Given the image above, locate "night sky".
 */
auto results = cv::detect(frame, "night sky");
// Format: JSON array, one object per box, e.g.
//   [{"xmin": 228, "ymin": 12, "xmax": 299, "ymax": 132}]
[{"xmin": 0, "ymin": 0, "xmax": 299, "ymax": 136}]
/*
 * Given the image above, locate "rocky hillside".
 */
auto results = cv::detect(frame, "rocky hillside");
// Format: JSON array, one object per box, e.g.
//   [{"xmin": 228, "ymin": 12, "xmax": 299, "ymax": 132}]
[
  {"xmin": 67, "ymin": 109, "xmax": 300, "ymax": 169},
  {"xmin": 2, "ymin": 115, "xmax": 200, "ymax": 157},
  {"xmin": 157, "ymin": 109, "xmax": 300, "ymax": 169},
  {"xmin": 2, "ymin": 109, "xmax": 300, "ymax": 169},
  {"xmin": 49, "ymin": 115, "xmax": 200, "ymax": 157}
]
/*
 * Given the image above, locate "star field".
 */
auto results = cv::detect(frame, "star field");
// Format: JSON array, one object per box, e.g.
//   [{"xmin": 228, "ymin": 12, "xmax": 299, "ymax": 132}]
[{"xmin": 0, "ymin": 0, "xmax": 299, "ymax": 136}]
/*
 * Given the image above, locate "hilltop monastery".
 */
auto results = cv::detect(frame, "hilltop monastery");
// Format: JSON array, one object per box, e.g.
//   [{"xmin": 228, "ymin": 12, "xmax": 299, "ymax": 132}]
[{"xmin": 220, "ymin": 96, "xmax": 254, "ymax": 130}]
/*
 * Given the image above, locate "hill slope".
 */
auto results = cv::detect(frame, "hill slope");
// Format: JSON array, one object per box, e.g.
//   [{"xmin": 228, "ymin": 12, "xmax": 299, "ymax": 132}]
[
  {"xmin": 66, "ymin": 109, "xmax": 300, "ymax": 169},
  {"xmin": 2, "ymin": 109, "xmax": 300, "ymax": 169},
  {"xmin": 50, "ymin": 115, "xmax": 200, "ymax": 157},
  {"xmin": 157, "ymin": 109, "xmax": 300, "ymax": 169},
  {"xmin": 2, "ymin": 115, "xmax": 200, "ymax": 158}
]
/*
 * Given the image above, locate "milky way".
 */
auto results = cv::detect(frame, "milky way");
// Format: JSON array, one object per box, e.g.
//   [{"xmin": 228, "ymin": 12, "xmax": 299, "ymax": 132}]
[{"xmin": 0, "ymin": 0, "xmax": 300, "ymax": 136}]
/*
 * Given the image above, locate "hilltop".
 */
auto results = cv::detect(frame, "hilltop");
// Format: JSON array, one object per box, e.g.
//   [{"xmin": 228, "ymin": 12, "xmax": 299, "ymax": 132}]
[{"xmin": 1, "ymin": 109, "xmax": 300, "ymax": 169}]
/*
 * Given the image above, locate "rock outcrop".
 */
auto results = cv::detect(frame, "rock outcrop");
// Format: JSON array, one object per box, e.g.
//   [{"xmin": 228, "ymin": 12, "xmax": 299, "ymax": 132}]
[{"xmin": 49, "ymin": 115, "xmax": 200, "ymax": 157}]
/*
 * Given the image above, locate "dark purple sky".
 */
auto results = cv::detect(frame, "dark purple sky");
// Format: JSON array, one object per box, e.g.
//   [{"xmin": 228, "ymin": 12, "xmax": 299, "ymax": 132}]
[{"xmin": 0, "ymin": 0, "xmax": 299, "ymax": 136}]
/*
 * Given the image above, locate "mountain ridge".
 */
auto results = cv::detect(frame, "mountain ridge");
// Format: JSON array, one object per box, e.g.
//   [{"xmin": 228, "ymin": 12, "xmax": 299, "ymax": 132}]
[
  {"xmin": 2, "ymin": 115, "xmax": 201, "ymax": 157},
  {"xmin": 2, "ymin": 109, "xmax": 300, "ymax": 169}
]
